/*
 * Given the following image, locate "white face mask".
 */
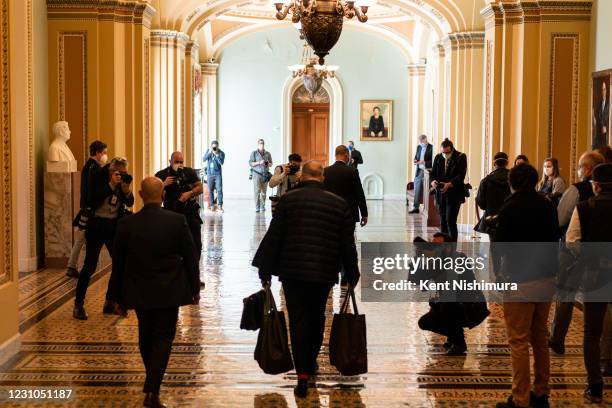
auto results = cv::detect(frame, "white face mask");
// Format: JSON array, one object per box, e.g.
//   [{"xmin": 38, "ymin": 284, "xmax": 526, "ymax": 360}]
[
  {"xmin": 99, "ymin": 154, "xmax": 108, "ymax": 164},
  {"xmin": 171, "ymin": 163, "xmax": 181, "ymax": 172},
  {"xmin": 577, "ymin": 168, "xmax": 584, "ymax": 181},
  {"xmin": 543, "ymin": 167, "xmax": 553, "ymax": 177}
]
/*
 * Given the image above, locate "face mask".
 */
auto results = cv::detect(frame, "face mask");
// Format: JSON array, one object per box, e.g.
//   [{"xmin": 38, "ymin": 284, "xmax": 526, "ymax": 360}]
[
  {"xmin": 543, "ymin": 167, "xmax": 553, "ymax": 177},
  {"xmin": 443, "ymin": 152, "xmax": 452, "ymax": 160},
  {"xmin": 258, "ymin": 145, "xmax": 264, "ymax": 150},
  {"xmin": 212, "ymin": 145, "xmax": 218, "ymax": 151},
  {"xmin": 171, "ymin": 163, "xmax": 180, "ymax": 172},
  {"xmin": 348, "ymin": 145, "xmax": 353, "ymax": 151},
  {"xmin": 99, "ymin": 154, "xmax": 108, "ymax": 164},
  {"xmin": 577, "ymin": 168, "xmax": 584, "ymax": 181}
]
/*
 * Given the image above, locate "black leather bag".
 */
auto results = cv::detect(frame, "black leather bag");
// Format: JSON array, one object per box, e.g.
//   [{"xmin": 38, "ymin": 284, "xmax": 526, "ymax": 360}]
[
  {"xmin": 254, "ymin": 285, "xmax": 294, "ymax": 374},
  {"xmin": 329, "ymin": 287, "xmax": 368, "ymax": 376},
  {"xmin": 240, "ymin": 289, "xmax": 266, "ymax": 331}
]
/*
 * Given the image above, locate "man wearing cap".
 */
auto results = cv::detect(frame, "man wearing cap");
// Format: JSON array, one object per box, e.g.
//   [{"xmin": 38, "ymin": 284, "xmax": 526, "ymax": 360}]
[
  {"xmin": 204, "ymin": 140, "xmax": 225, "ymax": 212},
  {"xmin": 476, "ymin": 152, "xmax": 511, "ymax": 236}
]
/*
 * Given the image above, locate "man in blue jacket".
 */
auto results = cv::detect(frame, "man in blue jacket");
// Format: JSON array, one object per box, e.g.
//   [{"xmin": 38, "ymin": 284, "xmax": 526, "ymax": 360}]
[{"xmin": 203, "ymin": 140, "xmax": 225, "ymax": 212}]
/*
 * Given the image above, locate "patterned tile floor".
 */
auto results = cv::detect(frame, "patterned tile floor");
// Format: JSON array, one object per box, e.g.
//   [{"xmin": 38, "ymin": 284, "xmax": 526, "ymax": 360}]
[{"xmin": 0, "ymin": 200, "xmax": 609, "ymax": 407}]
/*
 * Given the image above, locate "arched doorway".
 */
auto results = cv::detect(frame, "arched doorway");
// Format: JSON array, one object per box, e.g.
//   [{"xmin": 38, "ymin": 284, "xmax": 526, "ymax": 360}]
[
  {"xmin": 291, "ymin": 85, "xmax": 330, "ymax": 163},
  {"xmin": 281, "ymin": 76, "xmax": 343, "ymax": 165}
]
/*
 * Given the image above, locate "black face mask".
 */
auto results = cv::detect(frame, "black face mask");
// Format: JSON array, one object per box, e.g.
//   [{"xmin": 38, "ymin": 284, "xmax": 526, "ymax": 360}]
[{"xmin": 212, "ymin": 145, "xmax": 218, "ymax": 151}]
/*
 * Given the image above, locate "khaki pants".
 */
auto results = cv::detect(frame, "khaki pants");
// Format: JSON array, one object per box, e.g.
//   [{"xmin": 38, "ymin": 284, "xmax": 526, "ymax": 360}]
[
  {"xmin": 503, "ymin": 302, "xmax": 552, "ymax": 407},
  {"xmin": 253, "ymin": 173, "xmax": 267, "ymax": 211}
]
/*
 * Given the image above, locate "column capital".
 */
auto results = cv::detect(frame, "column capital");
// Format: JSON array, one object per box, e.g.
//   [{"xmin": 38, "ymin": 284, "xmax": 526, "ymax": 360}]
[
  {"xmin": 407, "ymin": 63, "xmax": 426, "ymax": 77},
  {"xmin": 150, "ymin": 30, "xmax": 190, "ymax": 50},
  {"xmin": 443, "ymin": 31, "xmax": 485, "ymax": 52},
  {"xmin": 202, "ymin": 62, "xmax": 219, "ymax": 76},
  {"xmin": 481, "ymin": 1, "xmax": 592, "ymax": 26},
  {"xmin": 47, "ymin": 0, "xmax": 156, "ymax": 28}
]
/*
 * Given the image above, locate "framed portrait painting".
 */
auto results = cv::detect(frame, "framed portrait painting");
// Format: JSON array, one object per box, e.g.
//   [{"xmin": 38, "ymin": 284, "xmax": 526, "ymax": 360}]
[
  {"xmin": 592, "ymin": 70, "xmax": 611, "ymax": 149},
  {"xmin": 360, "ymin": 100, "xmax": 393, "ymax": 141}
]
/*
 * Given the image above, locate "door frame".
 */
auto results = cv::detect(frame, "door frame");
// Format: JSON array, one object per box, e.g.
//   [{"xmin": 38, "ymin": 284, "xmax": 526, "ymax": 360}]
[{"xmin": 281, "ymin": 75, "xmax": 343, "ymax": 166}]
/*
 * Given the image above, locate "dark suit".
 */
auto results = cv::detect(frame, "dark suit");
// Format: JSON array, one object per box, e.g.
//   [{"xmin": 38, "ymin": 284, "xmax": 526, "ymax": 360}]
[
  {"xmin": 108, "ymin": 203, "xmax": 199, "ymax": 394},
  {"xmin": 412, "ymin": 143, "xmax": 433, "ymax": 210},
  {"xmin": 430, "ymin": 149, "xmax": 468, "ymax": 240},
  {"xmin": 324, "ymin": 161, "xmax": 368, "ymax": 223},
  {"xmin": 75, "ymin": 165, "xmax": 134, "ymax": 306},
  {"xmin": 594, "ymin": 99, "xmax": 609, "ymax": 149},
  {"xmin": 348, "ymin": 149, "xmax": 363, "ymax": 171}
]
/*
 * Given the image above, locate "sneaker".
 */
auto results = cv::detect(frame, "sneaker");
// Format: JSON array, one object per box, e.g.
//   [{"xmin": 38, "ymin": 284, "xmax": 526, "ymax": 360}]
[
  {"xmin": 294, "ymin": 378, "xmax": 308, "ymax": 398},
  {"xmin": 65, "ymin": 267, "xmax": 79, "ymax": 278},
  {"xmin": 409, "ymin": 209, "xmax": 420, "ymax": 214},
  {"xmin": 548, "ymin": 339, "xmax": 565, "ymax": 355},
  {"xmin": 73, "ymin": 305, "xmax": 88, "ymax": 320},
  {"xmin": 584, "ymin": 383, "xmax": 603, "ymax": 403},
  {"xmin": 446, "ymin": 343, "xmax": 467, "ymax": 356},
  {"xmin": 529, "ymin": 391, "xmax": 550, "ymax": 408},
  {"xmin": 217, "ymin": 205, "xmax": 224, "ymax": 213}
]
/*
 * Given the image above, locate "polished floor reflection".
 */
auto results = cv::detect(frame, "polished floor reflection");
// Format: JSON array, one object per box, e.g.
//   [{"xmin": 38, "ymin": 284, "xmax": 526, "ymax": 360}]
[{"xmin": 0, "ymin": 200, "xmax": 606, "ymax": 407}]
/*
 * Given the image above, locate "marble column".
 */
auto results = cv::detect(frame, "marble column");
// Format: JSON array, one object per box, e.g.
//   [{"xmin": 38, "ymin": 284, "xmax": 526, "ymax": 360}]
[{"xmin": 407, "ymin": 63, "xmax": 426, "ymax": 182}]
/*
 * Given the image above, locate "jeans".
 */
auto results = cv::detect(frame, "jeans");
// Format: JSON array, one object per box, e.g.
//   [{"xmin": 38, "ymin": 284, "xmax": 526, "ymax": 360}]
[
  {"xmin": 136, "ymin": 307, "xmax": 179, "ymax": 394},
  {"xmin": 282, "ymin": 280, "xmax": 333, "ymax": 376},
  {"xmin": 503, "ymin": 302, "xmax": 552, "ymax": 406},
  {"xmin": 67, "ymin": 228, "xmax": 86, "ymax": 269},
  {"xmin": 583, "ymin": 302, "xmax": 611, "ymax": 387},
  {"xmin": 413, "ymin": 168, "xmax": 424, "ymax": 210},
  {"xmin": 208, "ymin": 174, "xmax": 223, "ymax": 206},
  {"xmin": 437, "ymin": 196, "xmax": 462, "ymax": 241},
  {"xmin": 75, "ymin": 218, "xmax": 116, "ymax": 306},
  {"xmin": 253, "ymin": 173, "xmax": 267, "ymax": 211}
]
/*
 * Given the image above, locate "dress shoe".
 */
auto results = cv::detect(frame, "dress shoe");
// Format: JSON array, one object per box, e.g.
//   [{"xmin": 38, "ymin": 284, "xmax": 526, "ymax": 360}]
[
  {"xmin": 308, "ymin": 362, "xmax": 320, "ymax": 376},
  {"xmin": 293, "ymin": 378, "xmax": 308, "ymax": 398},
  {"xmin": 548, "ymin": 339, "xmax": 565, "ymax": 355},
  {"xmin": 529, "ymin": 391, "xmax": 550, "ymax": 408},
  {"xmin": 408, "ymin": 209, "xmax": 420, "ymax": 214},
  {"xmin": 584, "ymin": 383, "xmax": 604, "ymax": 403},
  {"xmin": 143, "ymin": 392, "xmax": 167, "ymax": 408},
  {"xmin": 73, "ymin": 305, "xmax": 88, "ymax": 320},
  {"xmin": 65, "ymin": 267, "xmax": 79, "ymax": 278},
  {"xmin": 496, "ymin": 396, "xmax": 526, "ymax": 408},
  {"xmin": 442, "ymin": 338, "xmax": 452, "ymax": 349},
  {"xmin": 102, "ymin": 300, "xmax": 127, "ymax": 317},
  {"xmin": 446, "ymin": 343, "xmax": 467, "ymax": 356}
]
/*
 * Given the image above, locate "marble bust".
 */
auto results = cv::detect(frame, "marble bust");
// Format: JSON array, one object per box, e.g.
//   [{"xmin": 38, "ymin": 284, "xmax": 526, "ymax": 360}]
[{"xmin": 47, "ymin": 121, "xmax": 77, "ymax": 173}]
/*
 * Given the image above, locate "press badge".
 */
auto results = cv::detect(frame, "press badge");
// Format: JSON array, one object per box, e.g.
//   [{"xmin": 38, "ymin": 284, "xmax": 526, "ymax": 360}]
[{"xmin": 110, "ymin": 195, "xmax": 118, "ymax": 206}]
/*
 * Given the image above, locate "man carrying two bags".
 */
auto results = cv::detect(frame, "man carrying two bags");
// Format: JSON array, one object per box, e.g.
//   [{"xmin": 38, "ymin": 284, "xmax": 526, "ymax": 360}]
[{"xmin": 252, "ymin": 161, "xmax": 361, "ymax": 398}]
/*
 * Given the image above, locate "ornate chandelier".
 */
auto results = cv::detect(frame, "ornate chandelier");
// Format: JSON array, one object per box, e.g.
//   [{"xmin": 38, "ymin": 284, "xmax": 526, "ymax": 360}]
[
  {"xmin": 289, "ymin": 43, "xmax": 338, "ymax": 99},
  {"xmin": 274, "ymin": 0, "xmax": 372, "ymax": 64}
]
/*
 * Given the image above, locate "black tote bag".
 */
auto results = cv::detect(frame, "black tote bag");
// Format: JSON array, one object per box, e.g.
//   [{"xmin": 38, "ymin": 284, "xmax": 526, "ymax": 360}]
[
  {"xmin": 254, "ymin": 285, "xmax": 294, "ymax": 374},
  {"xmin": 240, "ymin": 289, "xmax": 266, "ymax": 331},
  {"xmin": 329, "ymin": 287, "xmax": 368, "ymax": 376}
]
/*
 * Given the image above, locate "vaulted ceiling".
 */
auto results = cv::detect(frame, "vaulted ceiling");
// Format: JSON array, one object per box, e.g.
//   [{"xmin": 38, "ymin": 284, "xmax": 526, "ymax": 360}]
[{"xmin": 144, "ymin": 0, "xmax": 491, "ymax": 62}]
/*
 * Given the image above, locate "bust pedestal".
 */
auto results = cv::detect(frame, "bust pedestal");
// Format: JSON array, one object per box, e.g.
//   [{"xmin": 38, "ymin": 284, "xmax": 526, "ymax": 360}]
[
  {"xmin": 47, "ymin": 159, "xmax": 77, "ymax": 173},
  {"xmin": 44, "ymin": 167, "xmax": 78, "ymax": 268}
]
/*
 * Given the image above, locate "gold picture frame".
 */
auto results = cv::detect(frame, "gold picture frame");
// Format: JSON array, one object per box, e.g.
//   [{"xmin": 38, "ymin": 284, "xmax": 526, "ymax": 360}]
[
  {"xmin": 592, "ymin": 70, "xmax": 611, "ymax": 150},
  {"xmin": 360, "ymin": 100, "xmax": 393, "ymax": 141}
]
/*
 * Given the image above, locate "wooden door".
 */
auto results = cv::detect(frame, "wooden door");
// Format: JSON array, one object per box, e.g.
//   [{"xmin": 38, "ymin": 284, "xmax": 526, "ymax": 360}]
[{"xmin": 292, "ymin": 103, "xmax": 330, "ymax": 164}]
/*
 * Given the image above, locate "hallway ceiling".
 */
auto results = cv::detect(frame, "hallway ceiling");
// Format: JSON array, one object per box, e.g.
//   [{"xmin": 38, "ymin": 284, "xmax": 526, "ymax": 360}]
[{"xmin": 147, "ymin": 0, "xmax": 490, "ymax": 62}]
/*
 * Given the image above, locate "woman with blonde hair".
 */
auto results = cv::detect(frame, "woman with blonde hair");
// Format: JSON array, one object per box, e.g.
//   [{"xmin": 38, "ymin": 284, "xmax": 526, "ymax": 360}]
[{"xmin": 537, "ymin": 157, "xmax": 566, "ymax": 204}]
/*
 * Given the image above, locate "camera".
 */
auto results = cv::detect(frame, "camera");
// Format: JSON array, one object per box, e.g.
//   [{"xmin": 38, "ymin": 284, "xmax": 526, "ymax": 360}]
[
  {"xmin": 121, "ymin": 173, "xmax": 133, "ymax": 184},
  {"xmin": 288, "ymin": 164, "xmax": 300, "ymax": 175},
  {"xmin": 264, "ymin": 160, "xmax": 269, "ymax": 166}
]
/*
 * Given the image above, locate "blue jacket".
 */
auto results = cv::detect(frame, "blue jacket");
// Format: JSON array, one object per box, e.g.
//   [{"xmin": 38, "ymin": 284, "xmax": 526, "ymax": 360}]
[{"xmin": 204, "ymin": 149, "xmax": 225, "ymax": 175}]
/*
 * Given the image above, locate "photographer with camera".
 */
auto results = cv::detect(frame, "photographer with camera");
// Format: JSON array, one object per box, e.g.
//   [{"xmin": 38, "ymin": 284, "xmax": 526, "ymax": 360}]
[
  {"xmin": 249, "ymin": 139, "xmax": 273, "ymax": 213},
  {"xmin": 269, "ymin": 153, "xmax": 302, "ymax": 195},
  {"xmin": 203, "ymin": 140, "xmax": 225, "ymax": 212},
  {"xmin": 155, "ymin": 152, "xmax": 204, "ymax": 260},
  {"xmin": 73, "ymin": 157, "xmax": 134, "ymax": 320}
]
